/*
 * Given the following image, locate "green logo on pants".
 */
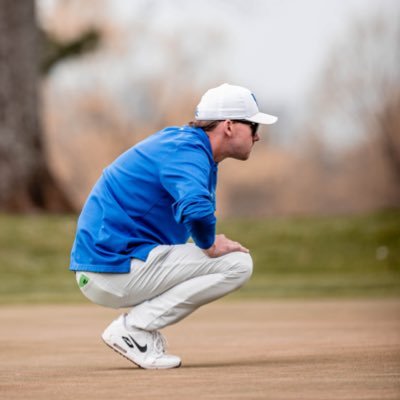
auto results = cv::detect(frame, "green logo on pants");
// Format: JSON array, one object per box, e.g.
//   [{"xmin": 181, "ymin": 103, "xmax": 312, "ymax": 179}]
[{"xmin": 79, "ymin": 274, "xmax": 89, "ymax": 288}]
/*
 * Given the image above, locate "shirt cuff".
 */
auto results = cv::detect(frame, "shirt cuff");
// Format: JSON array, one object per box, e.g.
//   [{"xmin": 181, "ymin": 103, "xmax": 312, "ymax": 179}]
[{"xmin": 184, "ymin": 213, "xmax": 216, "ymax": 249}]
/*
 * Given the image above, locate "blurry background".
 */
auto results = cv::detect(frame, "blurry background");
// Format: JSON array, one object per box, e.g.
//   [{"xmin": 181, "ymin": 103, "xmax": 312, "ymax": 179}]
[
  {"xmin": 0, "ymin": 0, "xmax": 399, "ymax": 301},
  {"xmin": 1, "ymin": 0, "xmax": 400, "ymax": 216}
]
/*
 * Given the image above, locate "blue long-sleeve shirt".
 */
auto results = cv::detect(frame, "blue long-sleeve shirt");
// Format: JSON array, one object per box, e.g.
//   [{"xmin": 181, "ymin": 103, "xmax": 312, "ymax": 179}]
[{"xmin": 69, "ymin": 125, "xmax": 218, "ymax": 273}]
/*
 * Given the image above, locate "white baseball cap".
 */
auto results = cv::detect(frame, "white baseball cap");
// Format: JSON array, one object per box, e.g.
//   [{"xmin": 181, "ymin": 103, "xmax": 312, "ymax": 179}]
[{"xmin": 195, "ymin": 83, "xmax": 278, "ymax": 125}]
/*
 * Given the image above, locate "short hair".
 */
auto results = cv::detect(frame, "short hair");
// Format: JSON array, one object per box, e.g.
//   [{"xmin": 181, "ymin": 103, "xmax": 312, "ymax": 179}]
[{"xmin": 188, "ymin": 120, "xmax": 223, "ymax": 132}]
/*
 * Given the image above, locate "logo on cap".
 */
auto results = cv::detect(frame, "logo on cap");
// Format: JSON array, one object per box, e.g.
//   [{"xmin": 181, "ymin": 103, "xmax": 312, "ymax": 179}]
[{"xmin": 251, "ymin": 93, "xmax": 258, "ymax": 106}]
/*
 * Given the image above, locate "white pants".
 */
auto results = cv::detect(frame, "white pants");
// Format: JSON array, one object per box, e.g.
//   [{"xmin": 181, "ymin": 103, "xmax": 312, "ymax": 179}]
[{"xmin": 76, "ymin": 243, "xmax": 253, "ymax": 330}]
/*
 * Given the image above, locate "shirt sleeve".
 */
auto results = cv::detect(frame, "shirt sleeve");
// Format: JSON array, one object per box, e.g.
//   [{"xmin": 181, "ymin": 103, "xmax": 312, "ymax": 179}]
[{"xmin": 159, "ymin": 140, "xmax": 216, "ymax": 249}]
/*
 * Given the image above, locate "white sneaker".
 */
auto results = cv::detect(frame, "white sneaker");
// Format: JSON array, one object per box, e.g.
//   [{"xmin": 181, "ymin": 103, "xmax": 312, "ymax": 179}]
[{"xmin": 101, "ymin": 314, "xmax": 181, "ymax": 369}]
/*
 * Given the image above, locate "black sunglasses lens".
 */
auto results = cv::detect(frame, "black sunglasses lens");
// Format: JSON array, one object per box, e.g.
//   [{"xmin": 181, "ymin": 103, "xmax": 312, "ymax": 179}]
[
  {"xmin": 233, "ymin": 120, "xmax": 259, "ymax": 136},
  {"xmin": 251, "ymin": 123, "xmax": 259, "ymax": 136}
]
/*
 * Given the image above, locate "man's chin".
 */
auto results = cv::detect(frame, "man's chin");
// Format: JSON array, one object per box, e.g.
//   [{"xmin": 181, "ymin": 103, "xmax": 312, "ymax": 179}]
[
  {"xmin": 232, "ymin": 153, "xmax": 250, "ymax": 161},
  {"xmin": 240, "ymin": 151, "xmax": 251, "ymax": 161}
]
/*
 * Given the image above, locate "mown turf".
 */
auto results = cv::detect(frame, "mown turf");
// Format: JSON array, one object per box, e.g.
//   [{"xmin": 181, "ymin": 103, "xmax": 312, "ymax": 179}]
[{"xmin": 0, "ymin": 211, "xmax": 399, "ymax": 303}]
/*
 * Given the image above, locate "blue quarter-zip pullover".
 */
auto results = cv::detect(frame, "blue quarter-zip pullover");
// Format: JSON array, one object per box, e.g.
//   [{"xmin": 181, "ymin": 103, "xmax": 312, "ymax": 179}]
[{"xmin": 70, "ymin": 125, "xmax": 218, "ymax": 273}]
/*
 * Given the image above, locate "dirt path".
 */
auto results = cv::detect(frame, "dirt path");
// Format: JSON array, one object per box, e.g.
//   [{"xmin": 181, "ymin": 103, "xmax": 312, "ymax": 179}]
[{"xmin": 0, "ymin": 299, "xmax": 399, "ymax": 400}]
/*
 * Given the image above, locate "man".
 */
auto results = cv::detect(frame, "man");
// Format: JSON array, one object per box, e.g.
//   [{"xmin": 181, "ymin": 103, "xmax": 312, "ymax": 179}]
[{"xmin": 70, "ymin": 83, "xmax": 278, "ymax": 369}]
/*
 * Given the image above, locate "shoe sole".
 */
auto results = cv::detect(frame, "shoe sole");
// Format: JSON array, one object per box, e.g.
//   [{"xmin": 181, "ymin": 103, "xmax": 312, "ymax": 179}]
[{"xmin": 102, "ymin": 337, "xmax": 182, "ymax": 370}]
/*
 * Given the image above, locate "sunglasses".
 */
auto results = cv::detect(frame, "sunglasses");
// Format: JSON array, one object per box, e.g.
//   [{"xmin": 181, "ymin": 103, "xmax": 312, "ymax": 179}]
[{"xmin": 232, "ymin": 120, "xmax": 259, "ymax": 136}]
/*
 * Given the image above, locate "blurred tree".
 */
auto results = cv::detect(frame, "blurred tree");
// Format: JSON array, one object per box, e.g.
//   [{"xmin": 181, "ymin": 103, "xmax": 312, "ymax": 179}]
[
  {"xmin": 309, "ymin": 10, "xmax": 400, "ymax": 200},
  {"xmin": 0, "ymin": 0, "xmax": 99, "ymax": 212},
  {"xmin": 40, "ymin": 27, "xmax": 99, "ymax": 75}
]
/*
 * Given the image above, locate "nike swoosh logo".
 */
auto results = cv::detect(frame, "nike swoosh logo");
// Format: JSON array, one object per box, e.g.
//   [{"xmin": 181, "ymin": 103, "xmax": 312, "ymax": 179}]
[
  {"xmin": 121, "ymin": 335, "xmax": 148, "ymax": 353},
  {"xmin": 129, "ymin": 335, "xmax": 148, "ymax": 353}
]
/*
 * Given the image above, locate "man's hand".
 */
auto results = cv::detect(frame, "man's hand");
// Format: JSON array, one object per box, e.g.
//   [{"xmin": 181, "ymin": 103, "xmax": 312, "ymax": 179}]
[{"xmin": 204, "ymin": 234, "xmax": 249, "ymax": 258}]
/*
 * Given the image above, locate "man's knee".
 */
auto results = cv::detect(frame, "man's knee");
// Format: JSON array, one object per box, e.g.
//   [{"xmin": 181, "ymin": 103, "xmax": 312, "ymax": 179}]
[{"xmin": 222, "ymin": 251, "xmax": 253, "ymax": 285}]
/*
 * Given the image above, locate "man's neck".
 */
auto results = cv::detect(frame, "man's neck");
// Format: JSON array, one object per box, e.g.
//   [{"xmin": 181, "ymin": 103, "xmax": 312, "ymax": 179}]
[{"xmin": 207, "ymin": 132, "xmax": 226, "ymax": 163}]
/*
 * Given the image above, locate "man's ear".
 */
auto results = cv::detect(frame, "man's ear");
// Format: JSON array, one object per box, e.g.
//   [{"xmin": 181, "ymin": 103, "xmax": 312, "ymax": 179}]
[{"xmin": 223, "ymin": 120, "xmax": 233, "ymax": 137}]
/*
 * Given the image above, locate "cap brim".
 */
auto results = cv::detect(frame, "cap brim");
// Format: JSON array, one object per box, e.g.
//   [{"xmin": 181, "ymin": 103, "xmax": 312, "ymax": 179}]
[{"xmin": 246, "ymin": 112, "xmax": 278, "ymax": 125}]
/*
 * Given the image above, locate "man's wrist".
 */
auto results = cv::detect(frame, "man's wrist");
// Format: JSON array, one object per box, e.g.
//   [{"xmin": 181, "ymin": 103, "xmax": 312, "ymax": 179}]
[{"xmin": 204, "ymin": 243, "xmax": 216, "ymax": 256}]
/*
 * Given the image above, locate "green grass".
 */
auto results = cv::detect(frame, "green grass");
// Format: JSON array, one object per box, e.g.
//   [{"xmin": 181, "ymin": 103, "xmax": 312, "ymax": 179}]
[
  {"xmin": 221, "ymin": 211, "xmax": 400, "ymax": 298},
  {"xmin": 0, "ymin": 211, "xmax": 399, "ymax": 303}
]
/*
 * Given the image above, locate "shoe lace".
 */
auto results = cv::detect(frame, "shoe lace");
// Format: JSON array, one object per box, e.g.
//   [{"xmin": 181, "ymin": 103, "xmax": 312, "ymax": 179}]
[{"xmin": 152, "ymin": 331, "xmax": 167, "ymax": 355}]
